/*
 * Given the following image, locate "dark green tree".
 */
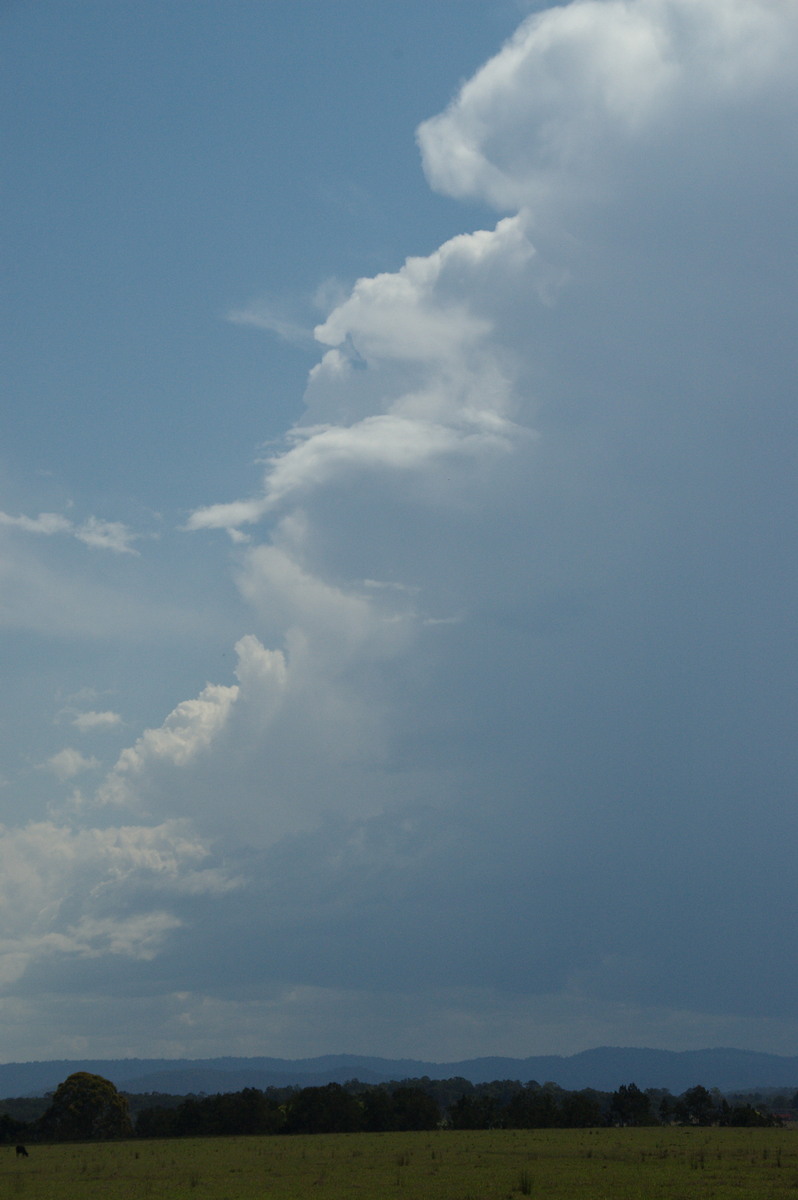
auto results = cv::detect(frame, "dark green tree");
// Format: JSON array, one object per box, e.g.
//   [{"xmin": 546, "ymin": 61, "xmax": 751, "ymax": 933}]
[
  {"xmin": 38, "ymin": 1073, "xmax": 132, "ymax": 1141},
  {"xmin": 609, "ymin": 1083, "xmax": 655, "ymax": 1126},
  {"xmin": 283, "ymin": 1083, "xmax": 362, "ymax": 1134},
  {"xmin": 716, "ymin": 1099, "xmax": 777, "ymax": 1127},
  {"xmin": 360, "ymin": 1087, "xmax": 394, "ymax": 1132},
  {"xmin": 135, "ymin": 1104, "xmax": 179, "ymax": 1139},
  {"xmin": 388, "ymin": 1087, "xmax": 440, "ymax": 1131},
  {"xmin": 675, "ymin": 1085, "xmax": 716, "ymax": 1126},
  {"xmin": 657, "ymin": 1091, "xmax": 678, "ymax": 1123},
  {"xmin": 222, "ymin": 1087, "xmax": 283, "ymax": 1135},
  {"xmin": 505, "ymin": 1083, "xmax": 562, "ymax": 1128},
  {"xmin": 449, "ymin": 1092, "xmax": 501, "ymax": 1129},
  {"xmin": 0, "ymin": 1112, "xmax": 29, "ymax": 1144},
  {"xmin": 560, "ymin": 1088, "xmax": 602, "ymax": 1127}
]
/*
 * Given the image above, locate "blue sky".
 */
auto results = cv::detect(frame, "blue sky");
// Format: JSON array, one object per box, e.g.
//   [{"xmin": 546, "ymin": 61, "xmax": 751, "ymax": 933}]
[{"xmin": 3, "ymin": 0, "xmax": 798, "ymax": 1064}]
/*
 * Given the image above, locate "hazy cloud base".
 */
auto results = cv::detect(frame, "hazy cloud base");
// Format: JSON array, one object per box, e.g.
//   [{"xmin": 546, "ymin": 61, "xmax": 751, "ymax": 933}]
[{"xmin": 3, "ymin": 0, "xmax": 797, "ymax": 1060}]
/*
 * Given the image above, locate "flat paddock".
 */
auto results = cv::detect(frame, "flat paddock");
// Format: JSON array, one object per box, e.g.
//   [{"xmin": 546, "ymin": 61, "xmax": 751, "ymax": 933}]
[{"xmin": 3, "ymin": 1126, "xmax": 796, "ymax": 1200}]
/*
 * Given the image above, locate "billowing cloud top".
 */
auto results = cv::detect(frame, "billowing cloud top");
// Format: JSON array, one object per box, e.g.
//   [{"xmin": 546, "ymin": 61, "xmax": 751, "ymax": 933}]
[{"xmin": 419, "ymin": 0, "xmax": 798, "ymax": 213}]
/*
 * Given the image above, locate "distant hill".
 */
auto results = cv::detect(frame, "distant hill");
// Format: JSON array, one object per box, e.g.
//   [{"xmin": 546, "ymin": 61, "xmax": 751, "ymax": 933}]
[{"xmin": 2, "ymin": 1047, "xmax": 798, "ymax": 1099}]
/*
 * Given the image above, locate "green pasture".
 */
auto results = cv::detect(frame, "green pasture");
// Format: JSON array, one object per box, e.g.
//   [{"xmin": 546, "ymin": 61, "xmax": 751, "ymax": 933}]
[{"xmin": 3, "ymin": 1126, "xmax": 797, "ymax": 1199}]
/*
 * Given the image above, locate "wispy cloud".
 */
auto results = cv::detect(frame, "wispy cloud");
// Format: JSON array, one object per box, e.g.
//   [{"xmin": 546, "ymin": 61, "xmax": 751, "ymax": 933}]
[
  {"xmin": 226, "ymin": 300, "xmax": 317, "ymax": 348},
  {"xmin": 70, "ymin": 711, "xmax": 123, "ymax": 733},
  {"xmin": 0, "ymin": 510, "xmax": 140, "ymax": 554},
  {"xmin": 0, "ymin": 819, "xmax": 237, "ymax": 987}
]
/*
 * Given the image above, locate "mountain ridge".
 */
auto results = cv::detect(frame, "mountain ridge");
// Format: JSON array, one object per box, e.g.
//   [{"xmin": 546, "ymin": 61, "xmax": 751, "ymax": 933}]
[{"xmin": 2, "ymin": 1047, "xmax": 798, "ymax": 1098}]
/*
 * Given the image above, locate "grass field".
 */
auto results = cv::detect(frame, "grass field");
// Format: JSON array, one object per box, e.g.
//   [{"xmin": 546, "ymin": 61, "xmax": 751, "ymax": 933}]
[{"xmin": 2, "ymin": 1127, "xmax": 797, "ymax": 1199}]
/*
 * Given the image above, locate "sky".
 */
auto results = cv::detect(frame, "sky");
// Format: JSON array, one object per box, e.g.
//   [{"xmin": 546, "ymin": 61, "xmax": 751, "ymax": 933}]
[{"xmin": 2, "ymin": 0, "xmax": 797, "ymax": 1065}]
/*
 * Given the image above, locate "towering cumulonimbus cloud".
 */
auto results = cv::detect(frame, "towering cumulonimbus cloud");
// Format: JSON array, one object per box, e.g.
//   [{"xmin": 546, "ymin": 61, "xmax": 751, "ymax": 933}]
[
  {"xmin": 5, "ymin": 0, "xmax": 797, "ymax": 1055},
  {"xmin": 174, "ymin": 0, "xmax": 798, "ymax": 1029}
]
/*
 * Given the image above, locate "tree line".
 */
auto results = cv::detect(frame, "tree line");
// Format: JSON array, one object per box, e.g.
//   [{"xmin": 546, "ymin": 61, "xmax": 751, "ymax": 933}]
[{"xmin": 0, "ymin": 1071, "xmax": 787, "ymax": 1144}]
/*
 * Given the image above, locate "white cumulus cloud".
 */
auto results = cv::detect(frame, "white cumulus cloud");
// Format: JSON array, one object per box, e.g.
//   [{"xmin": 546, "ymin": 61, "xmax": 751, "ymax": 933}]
[
  {"xmin": 98, "ymin": 681, "xmax": 239, "ymax": 810},
  {"xmin": 44, "ymin": 748, "xmax": 100, "ymax": 781}
]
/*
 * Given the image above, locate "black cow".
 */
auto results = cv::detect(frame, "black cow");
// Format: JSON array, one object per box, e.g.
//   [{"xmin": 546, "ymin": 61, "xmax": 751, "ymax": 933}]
[{"xmin": 15, "ymin": 1145, "xmax": 28, "ymax": 1158}]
